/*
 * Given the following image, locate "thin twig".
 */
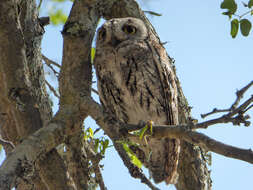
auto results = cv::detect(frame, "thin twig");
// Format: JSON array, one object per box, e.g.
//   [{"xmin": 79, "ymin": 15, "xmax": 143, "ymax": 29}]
[
  {"xmin": 231, "ymin": 80, "xmax": 253, "ymax": 110},
  {"xmin": 37, "ymin": 0, "xmax": 43, "ymax": 10},
  {"xmin": 42, "ymin": 54, "xmax": 61, "ymax": 68},
  {"xmin": 201, "ymin": 80, "xmax": 253, "ymax": 118},
  {"xmin": 200, "ymin": 108, "xmax": 230, "ymax": 118},
  {"xmin": 196, "ymin": 95, "xmax": 253, "ymax": 129},
  {"xmin": 45, "ymin": 80, "xmax": 60, "ymax": 98},
  {"xmin": 84, "ymin": 143, "xmax": 107, "ymax": 190},
  {"xmin": 42, "ymin": 55, "xmax": 61, "ymax": 77},
  {"xmin": 0, "ymin": 138, "xmax": 15, "ymax": 149},
  {"xmin": 234, "ymin": 9, "xmax": 252, "ymax": 19},
  {"xmin": 92, "ymin": 88, "xmax": 99, "ymax": 95}
]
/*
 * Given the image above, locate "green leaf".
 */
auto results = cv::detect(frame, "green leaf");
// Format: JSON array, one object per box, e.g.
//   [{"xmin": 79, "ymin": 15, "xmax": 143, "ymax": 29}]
[
  {"xmin": 138, "ymin": 125, "xmax": 148, "ymax": 140},
  {"xmin": 248, "ymin": 0, "xmax": 253, "ymax": 8},
  {"xmin": 88, "ymin": 128, "xmax": 93, "ymax": 138},
  {"xmin": 240, "ymin": 19, "xmax": 252, "ymax": 36},
  {"xmin": 101, "ymin": 139, "xmax": 109, "ymax": 155},
  {"xmin": 131, "ymin": 155, "xmax": 142, "ymax": 168},
  {"xmin": 122, "ymin": 142, "xmax": 131, "ymax": 152},
  {"xmin": 83, "ymin": 132, "xmax": 88, "ymax": 141},
  {"xmin": 91, "ymin": 48, "xmax": 96, "ymax": 64},
  {"xmin": 104, "ymin": 139, "xmax": 109, "ymax": 148},
  {"xmin": 122, "ymin": 143, "xmax": 142, "ymax": 168},
  {"xmin": 94, "ymin": 139, "xmax": 99, "ymax": 153},
  {"xmin": 220, "ymin": 0, "xmax": 237, "ymax": 15},
  {"xmin": 230, "ymin": 19, "xmax": 239, "ymax": 38},
  {"xmin": 49, "ymin": 10, "xmax": 68, "ymax": 25}
]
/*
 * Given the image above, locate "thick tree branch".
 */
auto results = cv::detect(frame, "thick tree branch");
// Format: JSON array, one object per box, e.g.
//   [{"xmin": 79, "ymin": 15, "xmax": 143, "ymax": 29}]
[
  {"xmin": 0, "ymin": 114, "xmax": 62, "ymax": 189},
  {"xmin": 152, "ymin": 126, "xmax": 253, "ymax": 164}
]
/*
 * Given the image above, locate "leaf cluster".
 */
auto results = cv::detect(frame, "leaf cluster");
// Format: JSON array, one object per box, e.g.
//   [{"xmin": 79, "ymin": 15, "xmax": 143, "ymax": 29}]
[
  {"xmin": 83, "ymin": 127, "xmax": 110, "ymax": 156},
  {"xmin": 221, "ymin": 0, "xmax": 253, "ymax": 38}
]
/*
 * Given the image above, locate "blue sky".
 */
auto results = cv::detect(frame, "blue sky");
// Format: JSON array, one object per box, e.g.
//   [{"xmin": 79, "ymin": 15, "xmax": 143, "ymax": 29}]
[{"xmin": 1, "ymin": 1, "xmax": 252, "ymax": 189}]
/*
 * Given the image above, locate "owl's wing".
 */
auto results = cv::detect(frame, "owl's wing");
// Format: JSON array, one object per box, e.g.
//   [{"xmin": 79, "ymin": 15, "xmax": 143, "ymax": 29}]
[
  {"xmin": 145, "ymin": 39, "xmax": 180, "ymax": 184},
  {"xmin": 147, "ymin": 40, "xmax": 179, "ymax": 126}
]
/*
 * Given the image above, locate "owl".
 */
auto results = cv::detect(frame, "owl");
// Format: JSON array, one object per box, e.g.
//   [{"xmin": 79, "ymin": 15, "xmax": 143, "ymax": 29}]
[{"xmin": 94, "ymin": 17, "xmax": 180, "ymax": 184}]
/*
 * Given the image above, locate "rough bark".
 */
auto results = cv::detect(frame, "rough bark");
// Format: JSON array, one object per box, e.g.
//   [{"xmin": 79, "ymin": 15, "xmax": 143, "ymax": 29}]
[{"xmin": 0, "ymin": 0, "xmax": 69, "ymax": 189}]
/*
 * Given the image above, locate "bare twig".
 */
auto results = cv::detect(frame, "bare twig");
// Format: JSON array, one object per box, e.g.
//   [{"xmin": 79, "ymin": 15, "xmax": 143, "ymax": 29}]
[
  {"xmin": 200, "ymin": 108, "xmax": 230, "ymax": 118},
  {"xmin": 0, "ymin": 138, "xmax": 15, "ymax": 149},
  {"xmin": 84, "ymin": 142, "xmax": 107, "ymax": 190},
  {"xmin": 42, "ymin": 54, "xmax": 61, "ymax": 77},
  {"xmin": 37, "ymin": 0, "xmax": 43, "ymax": 10},
  {"xmin": 194, "ymin": 95, "xmax": 253, "ymax": 129},
  {"xmin": 231, "ymin": 80, "xmax": 253, "ymax": 110},
  {"xmin": 93, "ymin": 163, "xmax": 106, "ymax": 190},
  {"xmin": 92, "ymin": 88, "xmax": 99, "ymax": 95},
  {"xmin": 42, "ymin": 54, "xmax": 61, "ymax": 68},
  {"xmin": 201, "ymin": 80, "xmax": 253, "ymax": 118},
  {"xmin": 45, "ymin": 80, "xmax": 60, "ymax": 98}
]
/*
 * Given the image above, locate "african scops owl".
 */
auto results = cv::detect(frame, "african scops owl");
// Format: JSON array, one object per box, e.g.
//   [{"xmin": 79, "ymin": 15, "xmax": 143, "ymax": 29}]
[{"xmin": 94, "ymin": 17, "xmax": 180, "ymax": 184}]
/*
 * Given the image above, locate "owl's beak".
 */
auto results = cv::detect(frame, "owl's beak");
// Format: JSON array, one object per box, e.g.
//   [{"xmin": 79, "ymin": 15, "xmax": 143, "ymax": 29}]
[{"xmin": 110, "ymin": 37, "xmax": 121, "ymax": 47}]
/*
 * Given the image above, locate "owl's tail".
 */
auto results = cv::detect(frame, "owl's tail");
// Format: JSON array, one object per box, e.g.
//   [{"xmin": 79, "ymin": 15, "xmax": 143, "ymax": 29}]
[{"xmin": 151, "ymin": 138, "xmax": 180, "ymax": 184}]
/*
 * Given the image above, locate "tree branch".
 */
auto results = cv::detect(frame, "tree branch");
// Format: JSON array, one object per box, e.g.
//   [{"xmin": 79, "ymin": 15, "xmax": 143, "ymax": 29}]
[
  {"xmin": 45, "ymin": 80, "xmax": 60, "ymax": 98},
  {"xmin": 0, "ymin": 114, "xmax": 65, "ymax": 189},
  {"xmin": 84, "ymin": 141, "xmax": 107, "ymax": 190},
  {"xmin": 195, "ymin": 89, "xmax": 253, "ymax": 129},
  {"xmin": 151, "ymin": 126, "xmax": 253, "ymax": 164},
  {"xmin": 201, "ymin": 80, "xmax": 253, "ymax": 118},
  {"xmin": 42, "ymin": 54, "xmax": 61, "ymax": 68}
]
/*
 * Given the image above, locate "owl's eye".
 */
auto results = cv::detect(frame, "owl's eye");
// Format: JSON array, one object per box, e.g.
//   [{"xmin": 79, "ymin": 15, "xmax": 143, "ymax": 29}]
[
  {"xmin": 122, "ymin": 25, "xmax": 137, "ymax": 35},
  {"xmin": 99, "ymin": 27, "xmax": 106, "ymax": 41}
]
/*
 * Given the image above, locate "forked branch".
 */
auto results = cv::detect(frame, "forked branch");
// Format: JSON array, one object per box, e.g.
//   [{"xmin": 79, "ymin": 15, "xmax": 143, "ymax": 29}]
[{"xmin": 201, "ymin": 80, "xmax": 253, "ymax": 119}]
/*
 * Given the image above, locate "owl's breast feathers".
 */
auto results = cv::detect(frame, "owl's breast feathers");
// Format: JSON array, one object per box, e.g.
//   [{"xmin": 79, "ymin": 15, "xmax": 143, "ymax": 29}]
[{"xmin": 94, "ymin": 18, "xmax": 180, "ymax": 184}]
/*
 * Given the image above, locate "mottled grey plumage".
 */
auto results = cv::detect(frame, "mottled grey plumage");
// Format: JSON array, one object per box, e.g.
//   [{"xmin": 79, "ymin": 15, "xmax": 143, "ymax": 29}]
[{"xmin": 94, "ymin": 17, "xmax": 180, "ymax": 184}]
